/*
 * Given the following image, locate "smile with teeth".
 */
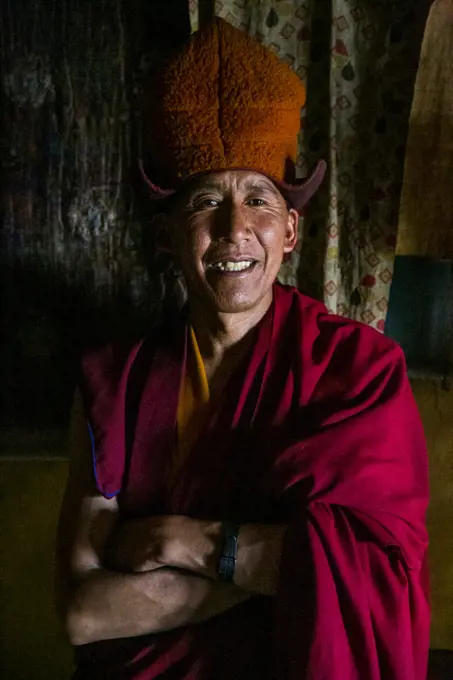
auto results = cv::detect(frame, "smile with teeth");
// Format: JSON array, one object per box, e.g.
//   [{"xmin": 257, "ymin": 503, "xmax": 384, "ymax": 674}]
[{"xmin": 209, "ymin": 260, "xmax": 255, "ymax": 272}]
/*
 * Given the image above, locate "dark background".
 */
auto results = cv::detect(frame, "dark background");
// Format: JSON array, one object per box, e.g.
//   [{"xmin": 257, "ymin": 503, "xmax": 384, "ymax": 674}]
[{"xmin": 1, "ymin": 0, "xmax": 191, "ymax": 431}]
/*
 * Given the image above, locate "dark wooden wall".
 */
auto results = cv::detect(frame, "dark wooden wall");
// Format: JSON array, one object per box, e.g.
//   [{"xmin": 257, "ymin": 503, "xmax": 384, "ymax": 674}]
[{"xmin": 1, "ymin": 0, "xmax": 190, "ymax": 428}]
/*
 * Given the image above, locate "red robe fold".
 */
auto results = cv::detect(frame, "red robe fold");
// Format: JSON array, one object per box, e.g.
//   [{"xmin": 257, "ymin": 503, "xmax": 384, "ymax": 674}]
[{"xmin": 78, "ymin": 283, "xmax": 429, "ymax": 680}]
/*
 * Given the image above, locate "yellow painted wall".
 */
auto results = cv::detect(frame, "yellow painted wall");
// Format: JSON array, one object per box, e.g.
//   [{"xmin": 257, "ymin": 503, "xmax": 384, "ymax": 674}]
[
  {"xmin": 0, "ymin": 459, "xmax": 74, "ymax": 680},
  {"xmin": 413, "ymin": 379, "xmax": 453, "ymax": 650},
  {"xmin": 0, "ymin": 379, "xmax": 452, "ymax": 679}
]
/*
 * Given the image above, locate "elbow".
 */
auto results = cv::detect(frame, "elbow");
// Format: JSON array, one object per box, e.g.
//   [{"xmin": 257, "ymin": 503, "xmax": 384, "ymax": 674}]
[
  {"xmin": 64, "ymin": 603, "xmax": 94, "ymax": 646},
  {"xmin": 66, "ymin": 604, "xmax": 104, "ymax": 646},
  {"xmin": 61, "ymin": 589, "xmax": 98, "ymax": 646},
  {"xmin": 65, "ymin": 616, "xmax": 86, "ymax": 647}
]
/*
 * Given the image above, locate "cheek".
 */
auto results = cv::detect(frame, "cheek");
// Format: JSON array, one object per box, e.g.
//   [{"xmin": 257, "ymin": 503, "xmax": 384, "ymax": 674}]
[
  {"xmin": 192, "ymin": 231, "xmax": 211, "ymax": 262},
  {"xmin": 257, "ymin": 219, "xmax": 287, "ymax": 257},
  {"xmin": 178, "ymin": 227, "xmax": 211, "ymax": 274}
]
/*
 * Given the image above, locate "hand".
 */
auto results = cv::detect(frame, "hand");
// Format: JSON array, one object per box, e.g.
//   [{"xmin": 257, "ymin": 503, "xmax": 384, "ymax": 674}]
[{"xmin": 105, "ymin": 515, "xmax": 222, "ymax": 576}]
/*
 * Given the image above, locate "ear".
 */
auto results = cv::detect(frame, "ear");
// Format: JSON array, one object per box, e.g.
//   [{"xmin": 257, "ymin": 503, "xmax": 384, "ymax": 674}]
[{"xmin": 283, "ymin": 208, "xmax": 299, "ymax": 253}]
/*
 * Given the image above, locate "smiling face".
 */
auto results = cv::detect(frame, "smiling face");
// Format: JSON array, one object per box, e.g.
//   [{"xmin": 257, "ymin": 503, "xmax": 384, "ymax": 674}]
[{"xmin": 165, "ymin": 170, "xmax": 298, "ymax": 315}]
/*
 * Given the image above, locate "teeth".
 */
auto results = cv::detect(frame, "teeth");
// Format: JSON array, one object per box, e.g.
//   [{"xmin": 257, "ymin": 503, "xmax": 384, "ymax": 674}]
[{"xmin": 211, "ymin": 260, "xmax": 254, "ymax": 272}]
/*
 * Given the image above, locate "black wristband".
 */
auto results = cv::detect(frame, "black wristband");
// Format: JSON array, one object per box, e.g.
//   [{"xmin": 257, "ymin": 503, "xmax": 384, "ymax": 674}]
[{"xmin": 218, "ymin": 522, "xmax": 240, "ymax": 582}]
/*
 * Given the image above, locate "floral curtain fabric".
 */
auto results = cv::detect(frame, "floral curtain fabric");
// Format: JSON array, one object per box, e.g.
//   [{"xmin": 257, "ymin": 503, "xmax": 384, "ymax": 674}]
[{"xmin": 190, "ymin": 0, "xmax": 429, "ymax": 330}]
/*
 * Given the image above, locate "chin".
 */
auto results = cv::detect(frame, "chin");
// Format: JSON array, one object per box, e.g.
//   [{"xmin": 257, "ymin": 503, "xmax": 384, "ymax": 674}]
[
  {"xmin": 207, "ymin": 285, "xmax": 272, "ymax": 315},
  {"xmin": 187, "ymin": 271, "xmax": 276, "ymax": 315},
  {"xmin": 212, "ymin": 298, "xmax": 257, "ymax": 314}
]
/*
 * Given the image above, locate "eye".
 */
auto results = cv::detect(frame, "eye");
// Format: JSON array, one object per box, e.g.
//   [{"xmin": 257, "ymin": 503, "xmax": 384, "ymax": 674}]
[
  {"xmin": 202, "ymin": 198, "xmax": 220, "ymax": 207},
  {"xmin": 247, "ymin": 197, "xmax": 266, "ymax": 207},
  {"xmin": 190, "ymin": 197, "xmax": 221, "ymax": 210}
]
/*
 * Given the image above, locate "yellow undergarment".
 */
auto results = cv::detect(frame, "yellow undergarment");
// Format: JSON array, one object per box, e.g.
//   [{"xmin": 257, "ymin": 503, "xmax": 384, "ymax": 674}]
[{"xmin": 175, "ymin": 326, "xmax": 210, "ymax": 472}]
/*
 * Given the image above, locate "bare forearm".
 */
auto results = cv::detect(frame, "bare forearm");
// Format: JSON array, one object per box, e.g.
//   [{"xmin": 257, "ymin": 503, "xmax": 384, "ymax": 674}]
[
  {"xmin": 106, "ymin": 515, "xmax": 287, "ymax": 599},
  {"xmin": 66, "ymin": 567, "xmax": 251, "ymax": 646},
  {"xmin": 168, "ymin": 522, "xmax": 286, "ymax": 596}
]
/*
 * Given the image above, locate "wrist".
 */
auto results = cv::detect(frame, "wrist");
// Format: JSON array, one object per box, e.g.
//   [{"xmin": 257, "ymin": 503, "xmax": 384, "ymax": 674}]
[
  {"xmin": 167, "ymin": 517, "xmax": 223, "ymax": 578},
  {"xmin": 234, "ymin": 524, "xmax": 286, "ymax": 595}
]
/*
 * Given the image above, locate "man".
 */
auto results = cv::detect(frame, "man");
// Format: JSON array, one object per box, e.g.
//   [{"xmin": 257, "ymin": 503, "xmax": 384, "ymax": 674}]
[{"xmin": 55, "ymin": 18, "xmax": 430, "ymax": 680}]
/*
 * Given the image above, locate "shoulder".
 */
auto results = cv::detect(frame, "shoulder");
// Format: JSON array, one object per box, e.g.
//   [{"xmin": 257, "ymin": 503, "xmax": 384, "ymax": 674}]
[
  {"xmin": 279, "ymin": 283, "xmax": 401, "ymax": 354},
  {"xmin": 80, "ymin": 337, "xmax": 145, "ymax": 384},
  {"xmin": 79, "ymin": 319, "xmax": 174, "ymax": 388},
  {"xmin": 276, "ymin": 284, "xmax": 406, "ymax": 401},
  {"xmin": 78, "ymin": 342, "xmax": 143, "ymax": 421}
]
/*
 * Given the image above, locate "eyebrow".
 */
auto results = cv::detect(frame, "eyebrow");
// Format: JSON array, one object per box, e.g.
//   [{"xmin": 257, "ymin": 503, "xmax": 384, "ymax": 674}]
[
  {"xmin": 241, "ymin": 179, "xmax": 280, "ymax": 197},
  {"xmin": 186, "ymin": 182, "xmax": 224, "ymax": 197},
  {"xmin": 184, "ymin": 177, "xmax": 280, "ymax": 202}
]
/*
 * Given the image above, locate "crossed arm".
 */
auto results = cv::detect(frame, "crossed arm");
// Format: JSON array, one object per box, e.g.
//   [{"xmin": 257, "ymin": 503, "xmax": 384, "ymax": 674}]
[{"xmin": 55, "ymin": 394, "xmax": 286, "ymax": 646}]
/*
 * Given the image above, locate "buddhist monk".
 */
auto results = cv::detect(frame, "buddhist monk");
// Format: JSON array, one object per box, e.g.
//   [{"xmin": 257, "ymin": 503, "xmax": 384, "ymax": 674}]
[{"xmin": 55, "ymin": 18, "xmax": 430, "ymax": 680}]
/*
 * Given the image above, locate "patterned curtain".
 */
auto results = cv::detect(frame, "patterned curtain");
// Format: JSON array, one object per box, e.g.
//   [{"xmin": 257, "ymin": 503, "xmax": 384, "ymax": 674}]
[{"xmin": 190, "ymin": 0, "xmax": 429, "ymax": 331}]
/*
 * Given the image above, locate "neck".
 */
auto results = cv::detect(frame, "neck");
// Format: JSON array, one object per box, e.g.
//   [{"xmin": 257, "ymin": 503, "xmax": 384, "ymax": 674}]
[{"xmin": 188, "ymin": 289, "xmax": 273, "ymax": 364}]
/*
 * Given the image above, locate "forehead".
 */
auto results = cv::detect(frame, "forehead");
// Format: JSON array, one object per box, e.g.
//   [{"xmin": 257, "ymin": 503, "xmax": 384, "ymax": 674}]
[{"xmin": 183, "ymin": 170, "xmax": 281, "ymax": 195}]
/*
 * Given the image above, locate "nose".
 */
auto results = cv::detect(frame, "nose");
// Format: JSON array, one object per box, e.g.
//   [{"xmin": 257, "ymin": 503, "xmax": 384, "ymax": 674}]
[{"xmin": 213, "ymin": 201, "xmax": 251, "ymax": 244}]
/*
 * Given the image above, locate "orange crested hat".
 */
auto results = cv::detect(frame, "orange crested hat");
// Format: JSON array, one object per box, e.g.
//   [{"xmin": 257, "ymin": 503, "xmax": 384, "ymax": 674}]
[{"xmin": 140, "ymin": 17, "xmax": 326, "ymax": 213}]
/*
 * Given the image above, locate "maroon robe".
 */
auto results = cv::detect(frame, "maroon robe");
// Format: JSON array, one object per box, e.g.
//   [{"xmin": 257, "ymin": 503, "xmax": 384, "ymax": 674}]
[{"xmin": 77, "ymin": 283, "xmax": 430, "ymax": 680}]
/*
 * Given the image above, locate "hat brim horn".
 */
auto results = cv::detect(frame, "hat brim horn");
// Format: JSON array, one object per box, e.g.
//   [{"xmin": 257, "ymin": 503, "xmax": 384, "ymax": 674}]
[{"xmin": 138, "ymin": 159, "xmax": 327, "ymax": 215}]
